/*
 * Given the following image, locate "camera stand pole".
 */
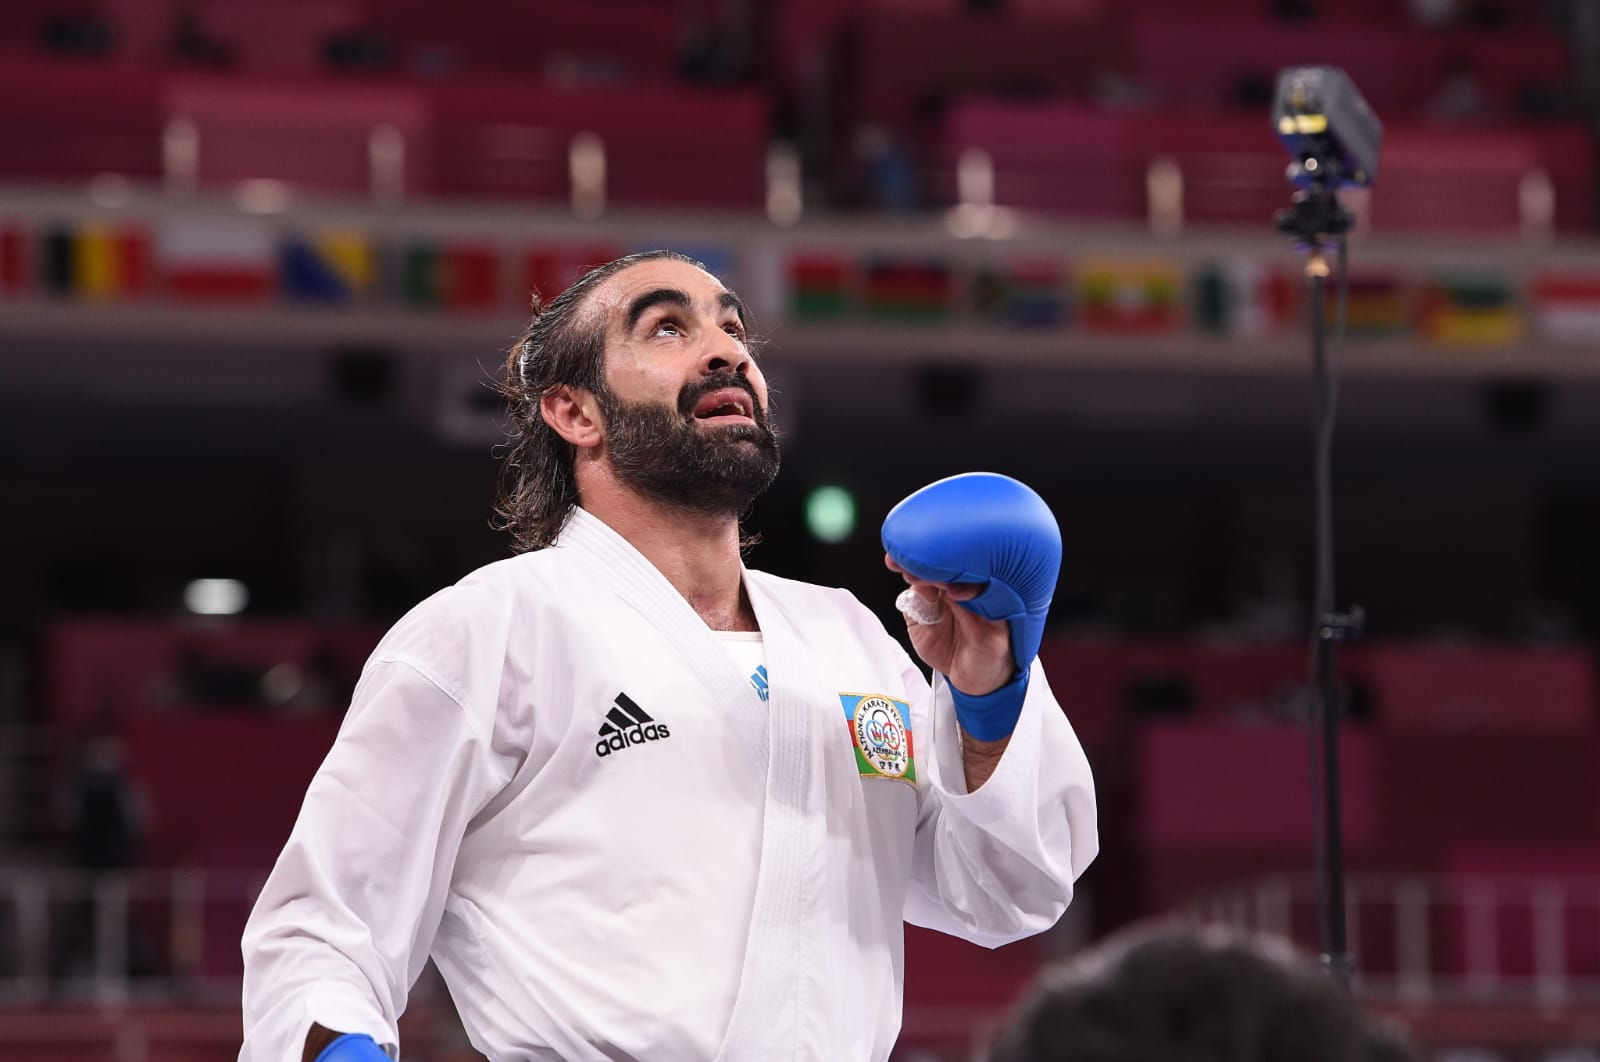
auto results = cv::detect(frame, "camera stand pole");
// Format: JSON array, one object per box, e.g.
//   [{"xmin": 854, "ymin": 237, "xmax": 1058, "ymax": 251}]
[{"xmin": 1277, "ymin": 180, "xmax": 1360, "ymax": 988}]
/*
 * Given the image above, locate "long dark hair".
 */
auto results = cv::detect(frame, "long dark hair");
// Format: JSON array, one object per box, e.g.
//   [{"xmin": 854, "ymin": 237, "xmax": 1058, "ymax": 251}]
[{"xmin": 493, "ymin": 249, "xmax": 702, "ymax": 552}]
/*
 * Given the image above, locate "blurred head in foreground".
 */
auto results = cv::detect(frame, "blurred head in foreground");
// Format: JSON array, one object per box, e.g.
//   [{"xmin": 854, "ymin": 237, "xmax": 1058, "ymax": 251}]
[{"xmin": 989, "ymin": 922, "xmax": 1415, "ymax": 1062}]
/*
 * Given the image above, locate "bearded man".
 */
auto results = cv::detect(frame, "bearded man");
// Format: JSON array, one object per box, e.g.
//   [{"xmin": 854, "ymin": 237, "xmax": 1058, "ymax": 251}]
[{"xmin": 240, "ymin": 251, "xmax": 1097, "ymax": 1062}]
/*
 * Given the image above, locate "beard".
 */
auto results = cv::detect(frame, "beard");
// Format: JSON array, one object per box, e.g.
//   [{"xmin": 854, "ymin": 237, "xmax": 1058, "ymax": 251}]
[{"xmin": 597, "ymin": 372, "xmax": 781, "ymax": 519}]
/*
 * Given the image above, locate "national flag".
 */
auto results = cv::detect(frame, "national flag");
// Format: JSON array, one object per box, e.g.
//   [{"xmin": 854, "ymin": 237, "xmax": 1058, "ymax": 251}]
[
  {"xmin": 280, "ymin": 230, "xmax": 375, "ymax": 303},
  {"xmin": 1, "ymin": 223, "xmax": 29, "ymax": 294},
  {"xmin": 159, "ymin": 219, "xmax": 273, "ymax": 302},
  {"xmin": 1530, "ymin": 273, "xmax": 1600, "ymax": 344},
  {"xmin": 974, "ymin": 258, "xmax": 1066, "ymax": 329},
  {"xmin": 402, "ymin": 241, "xmax": 500, "ymax": 311},
  {"xmin": 862, "ymin": 256, "xmax": 954, "ymax": 324},
  {"xmin": 1422, "ymin": 273, "xmax": 1520, "ymax": 345},
  {"xmin": 1332, "ymin": 270, "xmax": 1411, "ymax": 338},
  {"xmin": 523, "ymin": 243, "xmax": 622, "ymax": 306},
  {"xmin": 788, "ymin": 253, "xmax": 851, "ymax": 322},
  {"xmin": 1192, "ymin": 259, "xmax": 1293, "ymax": 337},
  {"xmin": 38, "ymin": 222, "xmax": 150, "ymax": 299},
  {"xmin": 1079, "ymin": 261, "xmax": 1181, "ymax": 333}
]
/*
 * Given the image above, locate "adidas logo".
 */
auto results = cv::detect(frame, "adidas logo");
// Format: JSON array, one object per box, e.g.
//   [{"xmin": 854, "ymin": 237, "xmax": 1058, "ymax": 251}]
[{"xmin": 594, "ymin": 692, "xmax": 671, "ymax": 758}]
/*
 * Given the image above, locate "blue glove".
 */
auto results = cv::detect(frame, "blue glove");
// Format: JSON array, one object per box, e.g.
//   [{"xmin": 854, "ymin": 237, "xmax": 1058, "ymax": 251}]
[
  {"xmin": 882, "ymin": 472, "xmax": 1061, "ymax": 741},
  {"xmin": 315, "ymin": 1034, "xmax": 390, "ymax": 1062}
]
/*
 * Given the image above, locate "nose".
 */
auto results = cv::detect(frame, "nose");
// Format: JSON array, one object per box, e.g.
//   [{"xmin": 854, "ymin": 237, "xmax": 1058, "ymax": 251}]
[{"xmin": 699, "ymin": 326, "xmax": 752, "ymax": 378}]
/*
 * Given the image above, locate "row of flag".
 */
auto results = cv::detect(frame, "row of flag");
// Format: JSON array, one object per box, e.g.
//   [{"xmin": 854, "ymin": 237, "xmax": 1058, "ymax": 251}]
[
  {"xmin": 0, "ymin": 219, "xmax": 628, "ymax": 312},
  {"xmin": 788, "ymin": 253, "xmax": 1534, "ymax": 344},
  {"xmin": 0, "ymin": 216, "xmax": 1583, "ymax": 346}
]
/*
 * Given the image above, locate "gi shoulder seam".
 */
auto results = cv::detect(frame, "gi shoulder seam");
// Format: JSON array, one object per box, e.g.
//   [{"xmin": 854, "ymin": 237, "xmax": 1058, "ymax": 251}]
[{"xmin": 376, "ymin": 655, "xmax": 513, "ymax": 787}]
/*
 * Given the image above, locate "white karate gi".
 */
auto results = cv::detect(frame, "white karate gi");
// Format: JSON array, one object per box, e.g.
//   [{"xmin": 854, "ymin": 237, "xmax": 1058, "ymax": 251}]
[{"xmin": 240, "ymin": 508, "xmax": 1097, "ymax": 1061}]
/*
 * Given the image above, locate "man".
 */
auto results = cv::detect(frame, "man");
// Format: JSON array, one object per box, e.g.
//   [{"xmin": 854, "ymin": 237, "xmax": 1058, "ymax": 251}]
[
  {"xmin": 989, "ymin": 921, "xmax": 1416, "ymax": 1062},
  {"xmin": 240, "ymin": 250, "xmax": 1097, "ymax": 1061}
]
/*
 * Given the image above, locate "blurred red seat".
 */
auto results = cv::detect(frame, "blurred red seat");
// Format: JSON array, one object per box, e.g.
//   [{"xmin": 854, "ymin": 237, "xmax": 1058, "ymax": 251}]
[
  {"xmin": 430, "ymin": 79, "xmax": 766, "ymax": 207},
  {"xmin": 372, "ymin": 0, "xmax": 679, "ymax": 82},
  {"xmin": 161, "ymin": 74, "xmax": 432, "ymax": 195},
  {"xmin": 0, "ymin": 53, "xmax": 163, "ymax": 181}
]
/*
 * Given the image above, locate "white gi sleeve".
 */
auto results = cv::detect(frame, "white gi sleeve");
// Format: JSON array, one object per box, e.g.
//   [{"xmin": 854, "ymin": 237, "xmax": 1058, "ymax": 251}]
[
  {"xmin": 902, "ymin": 656, "xmax": 1098, "ymax": 948},
  {"xmin": 239, "ymin": 657, "xmax": 512, "ymax": 1061}
]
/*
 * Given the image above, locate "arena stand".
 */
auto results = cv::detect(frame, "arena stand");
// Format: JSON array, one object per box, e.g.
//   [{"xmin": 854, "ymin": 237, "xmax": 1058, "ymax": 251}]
[{"xmin": 3, "ymin": 0, "xmax": 1600, "ymax": 1058}]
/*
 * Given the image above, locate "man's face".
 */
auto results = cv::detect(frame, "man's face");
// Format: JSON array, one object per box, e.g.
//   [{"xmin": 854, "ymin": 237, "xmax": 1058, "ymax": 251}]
[{"xmin": 586, "ymin": 259, "xmax": 780, "ymax": 517}]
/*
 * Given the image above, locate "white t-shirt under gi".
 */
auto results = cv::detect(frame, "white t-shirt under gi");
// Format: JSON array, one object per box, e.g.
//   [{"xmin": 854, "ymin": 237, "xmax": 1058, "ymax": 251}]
[{"xmin": 239, "ymin": 507, "xmax": 1098, "ymax": 1061}]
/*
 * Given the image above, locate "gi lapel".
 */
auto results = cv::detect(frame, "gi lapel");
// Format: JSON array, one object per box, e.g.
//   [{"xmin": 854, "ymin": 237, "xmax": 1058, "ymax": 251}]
[
  {"xmin": 713, "ymin": 572, "xmax": 831, "ymax": 1061},
  {"xmin": 553, "ymin": 509, "xmax": 772, "ymax": 774}
]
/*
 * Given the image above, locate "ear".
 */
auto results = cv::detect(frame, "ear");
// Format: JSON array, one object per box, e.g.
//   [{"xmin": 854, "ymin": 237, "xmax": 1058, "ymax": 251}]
[{"xmin": 540, "ymin": 385, "xmax": 603, "ymax": 448}]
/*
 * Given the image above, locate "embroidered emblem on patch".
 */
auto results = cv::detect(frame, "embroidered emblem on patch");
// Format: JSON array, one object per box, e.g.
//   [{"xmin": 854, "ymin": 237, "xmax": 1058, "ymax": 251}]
[{"xmin": 840, "ymin": 693, "xmax": 916, "ymax": 785}]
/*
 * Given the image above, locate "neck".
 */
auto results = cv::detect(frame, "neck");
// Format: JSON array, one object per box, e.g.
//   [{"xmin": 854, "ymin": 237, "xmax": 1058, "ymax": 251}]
[{"xmin": 576, "ymin": 466, "xmax": 756, "ymax": 632}]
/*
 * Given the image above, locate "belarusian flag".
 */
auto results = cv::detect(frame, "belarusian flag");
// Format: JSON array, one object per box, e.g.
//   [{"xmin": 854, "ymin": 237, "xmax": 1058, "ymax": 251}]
[{"xmin": 788, "ymin": 253, "xmax": 851, "ymax": 322}]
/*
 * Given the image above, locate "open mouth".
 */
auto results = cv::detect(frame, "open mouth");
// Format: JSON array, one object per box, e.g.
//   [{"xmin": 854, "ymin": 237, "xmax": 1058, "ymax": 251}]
[{"xmin": 691, "ymin": 387, "xmax": 756, "ymax": 424}]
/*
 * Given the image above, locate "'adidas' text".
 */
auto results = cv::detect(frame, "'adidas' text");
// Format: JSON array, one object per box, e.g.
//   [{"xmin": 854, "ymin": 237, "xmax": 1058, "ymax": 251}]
[{"xmin": 595, "ymin": 692, "xmax": 671, "ymax": 757}]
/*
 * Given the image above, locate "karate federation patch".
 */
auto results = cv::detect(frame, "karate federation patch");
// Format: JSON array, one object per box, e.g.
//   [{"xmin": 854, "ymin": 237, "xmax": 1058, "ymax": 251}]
[{"xmin": 840, "ymin": 693, "xmax": 916, "ymax": 785}]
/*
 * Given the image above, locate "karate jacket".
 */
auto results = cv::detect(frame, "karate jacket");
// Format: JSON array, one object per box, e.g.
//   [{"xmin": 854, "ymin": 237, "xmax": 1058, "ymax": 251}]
[{"xmin": 240, "ymin": 507, "xmax": 1097, "ymax": 1061}]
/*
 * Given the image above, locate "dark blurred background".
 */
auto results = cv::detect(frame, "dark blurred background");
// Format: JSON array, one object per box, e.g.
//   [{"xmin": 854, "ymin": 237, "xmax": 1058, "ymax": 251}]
[{"xmin": 2, "ymin": 0, "xmax": 1600, "ymax": 1058}]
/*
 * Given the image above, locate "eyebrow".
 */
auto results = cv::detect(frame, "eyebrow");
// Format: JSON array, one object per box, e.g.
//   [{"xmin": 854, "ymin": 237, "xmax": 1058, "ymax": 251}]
[{"xmin": 624, "ymin": 287, "xmax": 748, "ymax": 332}]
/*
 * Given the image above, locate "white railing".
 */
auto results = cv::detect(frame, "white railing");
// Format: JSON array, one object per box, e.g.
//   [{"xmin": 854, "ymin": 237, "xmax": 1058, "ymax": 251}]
[
  {"xmin": 11, "ymin": 865, "xmax": 1600, "ymax": 1017},
  {"xmin": 1189, "ymin": 872, "xmax": 1600, "ymax": 1007},
  {"xmin": 0, "ymin": 866, "xmax": 266, "ymax": 1006}
]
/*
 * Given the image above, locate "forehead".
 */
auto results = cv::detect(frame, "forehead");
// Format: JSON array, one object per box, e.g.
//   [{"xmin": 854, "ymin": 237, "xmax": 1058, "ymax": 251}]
[{"xmin": 589, "ymin": 259, "xmax": 733, "ymax": 326}]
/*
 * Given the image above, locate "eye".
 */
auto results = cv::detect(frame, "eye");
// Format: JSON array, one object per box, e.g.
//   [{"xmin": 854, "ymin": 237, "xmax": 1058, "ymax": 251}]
[
  {"xmin": 652, "ymin": 319, "xmax": 683, "ymax": 338},
  {"xmin": 723, "ymin": 321, "xmax": 746, "ymax": 342}
]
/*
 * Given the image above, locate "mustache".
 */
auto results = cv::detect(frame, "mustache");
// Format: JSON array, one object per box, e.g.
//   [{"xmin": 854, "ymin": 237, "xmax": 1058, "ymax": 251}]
[{"xmin": 677, "ymin": 372, "xmax": 767, "ymax": 422}]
